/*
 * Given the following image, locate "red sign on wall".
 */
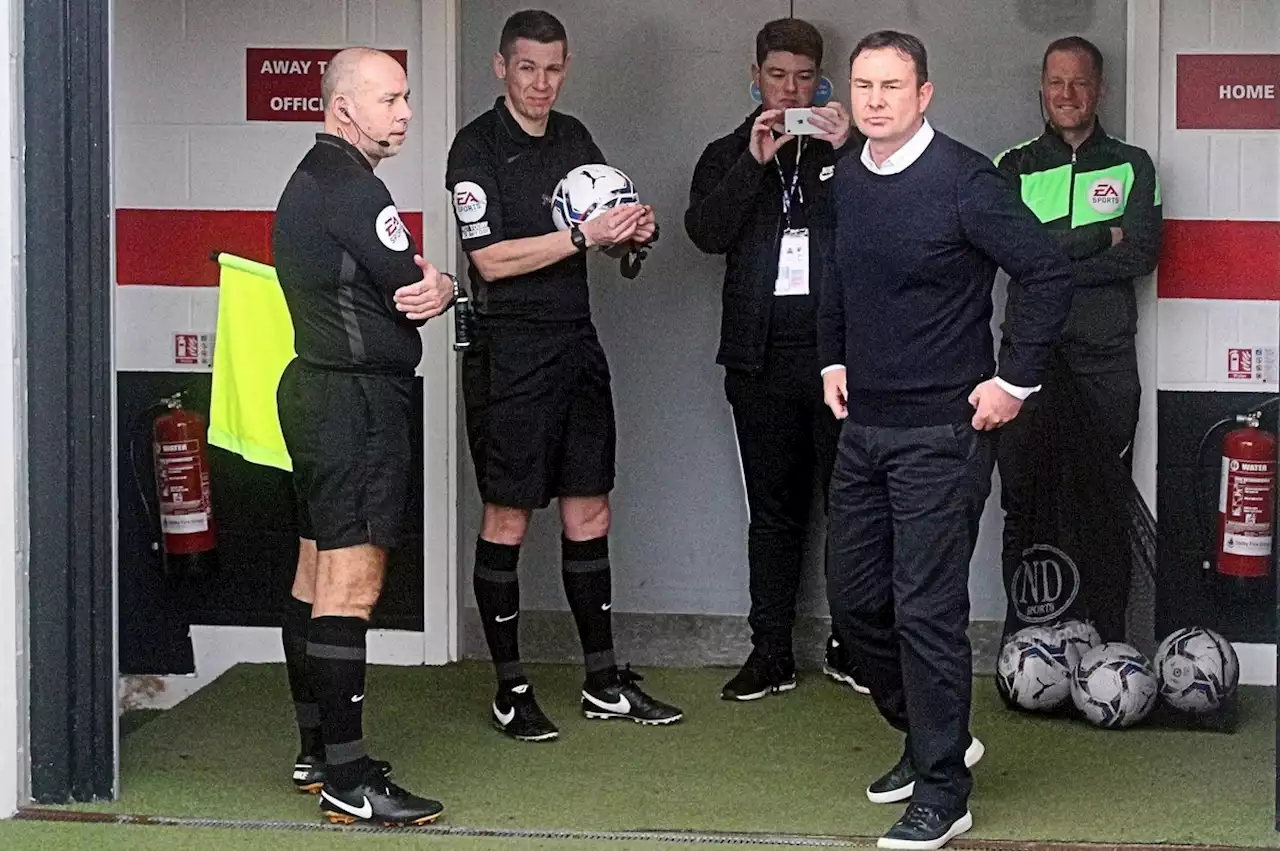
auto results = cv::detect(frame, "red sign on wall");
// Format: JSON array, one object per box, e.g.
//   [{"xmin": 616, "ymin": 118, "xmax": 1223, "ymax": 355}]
[
  {"xmin": 1177, "ymin": 54, "xmax": 1280, "ymax": 130},
  {"xmin": 245, "ymin": 48, "xmax": 409, "ymax": 122}
]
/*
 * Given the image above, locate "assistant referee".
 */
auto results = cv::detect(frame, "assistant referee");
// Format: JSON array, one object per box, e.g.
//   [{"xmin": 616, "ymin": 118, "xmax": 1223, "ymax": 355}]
[
  {"xmin": 273, "ymin": 47, "xmax": 451, "ymax": 826},
  {"xmin": 447, "ymin": 10, "xmax": 682, "ymax": 743}
]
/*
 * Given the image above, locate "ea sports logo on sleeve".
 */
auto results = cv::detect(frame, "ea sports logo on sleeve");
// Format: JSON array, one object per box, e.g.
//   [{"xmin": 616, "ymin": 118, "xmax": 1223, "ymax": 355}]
[
  {"xmin": 452, "ymin": 181, "xmax": 488, "ymax": 224},
  {"xmin": 1088, "ymin": 177, "xmax": 1125, "ymax": 214},
  {"xmin": 375, "ymin": 205, "xmax": 410, "ymax": 251}
]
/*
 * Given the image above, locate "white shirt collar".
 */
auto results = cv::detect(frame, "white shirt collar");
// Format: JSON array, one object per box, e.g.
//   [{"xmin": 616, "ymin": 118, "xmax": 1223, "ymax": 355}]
[{"xmin": 860, "ymin": 118, "xmax": 935, "ymax": 176}]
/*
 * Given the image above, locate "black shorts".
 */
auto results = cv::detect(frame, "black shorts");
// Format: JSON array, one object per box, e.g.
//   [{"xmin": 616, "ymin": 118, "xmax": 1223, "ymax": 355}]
[
  {"xmin": 277, "ymin": 359, "xmax": 413, "ymax": 551},
  {"xmin": 462, "ymin": 322, "xmax": 616, "ymax": 510}
]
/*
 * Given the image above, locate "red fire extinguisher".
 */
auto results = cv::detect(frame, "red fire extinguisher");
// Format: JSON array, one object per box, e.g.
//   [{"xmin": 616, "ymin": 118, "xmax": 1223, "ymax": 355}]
[
  {"xmin": 151, "ymin": 392, "xmax": 219, "ymax": 580},
  {"xmin": 1215, "ymin": 412, "xmax": 1276, "ymax": 581}
]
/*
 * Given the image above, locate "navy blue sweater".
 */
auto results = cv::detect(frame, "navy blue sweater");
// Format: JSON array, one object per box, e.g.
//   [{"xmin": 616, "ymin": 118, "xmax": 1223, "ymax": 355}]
[{"xmin": 818, "ymin": 130, "xmax": 1073, "ymax": 427}]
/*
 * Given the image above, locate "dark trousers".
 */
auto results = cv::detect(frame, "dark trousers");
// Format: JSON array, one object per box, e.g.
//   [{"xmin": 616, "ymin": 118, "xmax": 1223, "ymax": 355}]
[
  {"xmin": 826, "ymin": 420, "xmax": 994, "ymax": 811},
  {"xmin": 997, "ymin": 365, "xmax": 1140, "ymax": 643},
  {"xmin": 726, "ymin": 347, "xmax": 840, "ymax": 657}
]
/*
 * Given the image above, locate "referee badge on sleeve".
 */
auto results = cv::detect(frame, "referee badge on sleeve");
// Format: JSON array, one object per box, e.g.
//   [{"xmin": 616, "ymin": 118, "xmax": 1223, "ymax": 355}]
[
  {"xmin": 452, "ymin": 181, "xmax": 491, "ymax": 239},
  {"xmin": 376, "ymin": 205, "xmax": 410, "ymax": 251},
  {"xmin": 452, "ymin": 181, "xmax": 487, "ymax": 223}
]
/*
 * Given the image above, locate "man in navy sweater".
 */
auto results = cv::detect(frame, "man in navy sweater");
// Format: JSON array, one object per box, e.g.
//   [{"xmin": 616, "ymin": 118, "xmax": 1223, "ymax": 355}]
[{"xmin": 818, "ymin": 31, "xmax": 1073, "ymax": 851}]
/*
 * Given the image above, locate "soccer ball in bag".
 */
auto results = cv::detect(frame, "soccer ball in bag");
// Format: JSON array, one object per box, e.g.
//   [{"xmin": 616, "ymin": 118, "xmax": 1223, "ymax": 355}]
[
  {"xmin": 1154, "ymin": 626, "xmax": 1239, "ymax": 714},
  {"xmin": 995, "ymin": 626, "xmax": 1074, "ymax": 711},
  {"xmin": 1051, "ymin": 619, "xmax": 1102, "ymax": 668},
  {"xmin": 1070, "ymin": 642, "xmax": 1158, "ymax": 729},
  {"xmin": 550, "ymin": 164, "xmax": 641, "ymax": 230}
]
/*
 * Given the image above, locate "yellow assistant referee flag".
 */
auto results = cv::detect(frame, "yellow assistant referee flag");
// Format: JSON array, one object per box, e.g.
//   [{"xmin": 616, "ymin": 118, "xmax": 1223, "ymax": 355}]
[{"xmin": 207, "ymin": 252, "xmax": 296, "ymax": 472}]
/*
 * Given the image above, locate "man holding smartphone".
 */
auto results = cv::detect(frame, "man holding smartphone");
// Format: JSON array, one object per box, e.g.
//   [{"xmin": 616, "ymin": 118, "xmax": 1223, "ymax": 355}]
[{"xmin": 685, "ymin": 17, "xmax": 866, "ymax": 702}]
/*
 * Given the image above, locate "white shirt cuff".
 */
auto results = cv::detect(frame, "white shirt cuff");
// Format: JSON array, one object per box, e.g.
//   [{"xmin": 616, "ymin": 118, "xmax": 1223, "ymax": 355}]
[
  {"xmin": 821, "ymin": 364, "xmax": 846, "ymax": 376},
  {"xmin": 994, "ymin": 376, "xmax": 1040, "ymax": 400}
]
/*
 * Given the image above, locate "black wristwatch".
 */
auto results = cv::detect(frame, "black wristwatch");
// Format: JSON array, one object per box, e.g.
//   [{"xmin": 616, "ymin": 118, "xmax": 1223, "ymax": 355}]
[{"xmin": 569, "ymin": 225, "xmax": 588, "ymax": 252}]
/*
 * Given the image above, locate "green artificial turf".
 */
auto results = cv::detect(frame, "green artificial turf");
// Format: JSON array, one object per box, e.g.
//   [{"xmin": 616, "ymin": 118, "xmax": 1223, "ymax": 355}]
[
  {"xmin": 42, "ymin": 661, "xmax": 1279, "ymax": 847},
  {"xmin": 0, "ymin": 821, "xmax": 768, "ymax": 851}
]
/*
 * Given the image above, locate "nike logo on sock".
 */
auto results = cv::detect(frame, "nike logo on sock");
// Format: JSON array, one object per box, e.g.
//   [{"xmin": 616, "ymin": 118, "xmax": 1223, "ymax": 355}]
[
  {"xmin": 350, "ymin": 694, "xmax": 365, "ymax": 703},
  {"xmin": 321, "ymin": 791, "xmax": 373, "ymax": 820},
  {"xmin": 583, "ymin": 690, "xmax": 631, "ymax": 714},
  {"xmin": 601, "ymin": 603, "xmax": 611, "ymax": 611},
  {"xmin": 495, "ymin": 613, "xmax": 518, "ymax": 623}
]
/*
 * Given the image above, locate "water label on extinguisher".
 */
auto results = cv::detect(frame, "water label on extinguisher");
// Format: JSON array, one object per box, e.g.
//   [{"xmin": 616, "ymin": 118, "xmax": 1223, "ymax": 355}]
[
  {"xmin": 1220, "ymin": 456, "xmax": 1275, "ymax": 557},
  {"xmin": 155, "ymin": 437, "xmax": 212, "ymax": 534}
]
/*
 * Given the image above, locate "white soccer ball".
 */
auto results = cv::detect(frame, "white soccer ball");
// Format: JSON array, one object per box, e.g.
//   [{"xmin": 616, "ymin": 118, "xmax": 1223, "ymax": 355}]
[
  {"xmin": 550, "ymin": 163, "xmax": 640, "ymax": 231},
  {"xmin": 1154, "ymin": 626, "xmax": 1239, "ymax": 715},
  {"xmin": 996, "ymin": 626, "xmax": 1074, "ymax": 712},
  {"xmin": 1051, "ymin": 619, "xmax": 1103, "ymax": 669},
  {"xmin": 1070, "ymin": 642, "xmax": 1158, "ymax": 729}
]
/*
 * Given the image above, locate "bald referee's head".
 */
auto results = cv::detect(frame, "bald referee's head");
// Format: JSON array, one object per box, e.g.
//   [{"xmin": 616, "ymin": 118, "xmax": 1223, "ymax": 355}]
[{"xmin": 323, "ymin": 47, "xmax": 412, "ymax": 164}]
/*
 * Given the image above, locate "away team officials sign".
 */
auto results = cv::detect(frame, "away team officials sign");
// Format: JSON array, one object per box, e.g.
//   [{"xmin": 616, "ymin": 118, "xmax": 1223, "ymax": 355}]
[
  {"xmin": 1177, "ymin": 54, "xmax": 1280, "ymax": 130},
  {"xmin": 246, "ymin": 48, "xmax": 409, "ymax": 122}
]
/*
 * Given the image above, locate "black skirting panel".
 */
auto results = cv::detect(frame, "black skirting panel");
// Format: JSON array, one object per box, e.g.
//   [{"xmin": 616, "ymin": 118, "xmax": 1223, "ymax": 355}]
[
  {"xmin": 117, "ymin": 372, "xmax": 427, "ymax": 676},
  {"xmin": 1156, "ymin": 390, "xmax": 1279, "ymax": 645}
]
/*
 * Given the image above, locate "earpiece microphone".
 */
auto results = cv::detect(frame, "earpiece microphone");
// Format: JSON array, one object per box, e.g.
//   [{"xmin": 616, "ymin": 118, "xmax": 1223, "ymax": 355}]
[{"xmin": 342, "ymin": 108, "xmax": 391, "ymax": 148}]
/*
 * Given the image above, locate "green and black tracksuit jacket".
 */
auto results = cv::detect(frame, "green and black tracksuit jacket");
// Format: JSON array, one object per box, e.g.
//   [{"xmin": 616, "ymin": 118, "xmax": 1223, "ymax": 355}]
[{"xmin": 995, "ymin": 121, "xmax": 1162, "ymax": 375}]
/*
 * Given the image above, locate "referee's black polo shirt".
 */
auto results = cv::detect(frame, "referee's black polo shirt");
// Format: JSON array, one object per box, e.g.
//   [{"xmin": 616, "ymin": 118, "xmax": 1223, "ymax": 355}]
[
  {"xmin": 446, "ymin": 96, "xmax": 605, "ymax": 324},
  {"xmin": 273, "ymin": 133, "xmax": 426, "ymax": 375}
]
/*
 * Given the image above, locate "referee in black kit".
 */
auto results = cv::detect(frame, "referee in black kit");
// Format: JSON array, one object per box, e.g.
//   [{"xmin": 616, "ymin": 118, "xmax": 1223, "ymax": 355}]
[
  {"xmin": 820, "ymin": 33, "xmax": 1073, "ymax": 850},
  {"xmin": 447, "ymin": 10, "xmax": 682, "ymax": 743},
  {"xmin": 273, "ymin": 47, "xmax": 452, "ymax": 826}
]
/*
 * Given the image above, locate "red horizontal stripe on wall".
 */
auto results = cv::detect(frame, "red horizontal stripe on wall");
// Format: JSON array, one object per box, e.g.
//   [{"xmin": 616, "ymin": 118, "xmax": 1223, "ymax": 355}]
[
  {"xmin": 116, "ymin": 209, "xmax": 426, "ymax": 286},
  {"xmin": 1157, "ymin": 219, "xmax": 1280, "ymax": 300}
]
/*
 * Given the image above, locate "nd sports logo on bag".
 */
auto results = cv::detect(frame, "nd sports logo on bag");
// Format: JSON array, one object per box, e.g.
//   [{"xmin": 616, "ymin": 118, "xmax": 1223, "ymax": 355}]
[
  {"xmin": 1010, "ymin": 544, "xmax": 1081, "ymax": 625},
  {"xmin": 1088, "ymin": 177, "xmax": 1125, "ymax": 214}
]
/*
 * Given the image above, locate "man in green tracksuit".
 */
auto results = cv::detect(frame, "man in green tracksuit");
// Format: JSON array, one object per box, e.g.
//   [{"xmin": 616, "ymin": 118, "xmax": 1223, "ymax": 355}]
[{"xmin": 994, "ymin": 36, "xmax": 1163, "ymax": 644}]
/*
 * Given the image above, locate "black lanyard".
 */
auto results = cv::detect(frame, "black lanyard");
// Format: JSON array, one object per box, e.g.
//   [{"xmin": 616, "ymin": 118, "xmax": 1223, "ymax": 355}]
[{"xmin": 774, "ymin": 137, "xmax": 804, "ymax": 226}]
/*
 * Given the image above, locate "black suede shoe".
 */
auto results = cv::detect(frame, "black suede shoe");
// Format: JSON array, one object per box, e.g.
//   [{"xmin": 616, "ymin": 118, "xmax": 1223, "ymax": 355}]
[
  {"xmin": 865, "ymin": 737, "xmax": 985, "ymax": 804},
  {"xmin": 877, "ymin": 802, "xmax": 972, "ymax": 850},
  {"xmin": 720, "ymin": 649, "xmax": 796, "ymax": 701}
]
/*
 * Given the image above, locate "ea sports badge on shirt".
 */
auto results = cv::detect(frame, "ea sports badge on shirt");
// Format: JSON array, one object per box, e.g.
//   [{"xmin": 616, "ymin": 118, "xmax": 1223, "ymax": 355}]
[
  {"xmin": 452, "ymin": 181, "xmax": 488, "ymax": 224},
  {"xmin": 1087, "ymin": 177, "xmax": 1125, "ymax": 214},
  {"xmin": 376, "ymin": 205, "xmax": 410, "ymax": 252}
]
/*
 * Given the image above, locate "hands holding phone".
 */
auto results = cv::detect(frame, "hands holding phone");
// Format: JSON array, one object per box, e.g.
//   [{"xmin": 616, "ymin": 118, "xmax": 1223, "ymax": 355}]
[{"xmin": 750, "ymin": 103, "xmax": 852, "ymax": 164}]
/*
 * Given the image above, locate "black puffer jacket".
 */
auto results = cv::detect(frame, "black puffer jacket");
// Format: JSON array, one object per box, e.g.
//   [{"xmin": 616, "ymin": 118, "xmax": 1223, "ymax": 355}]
[{"xmin": 684, "ymin": 109, "xmax": 842, "ymax": 374}]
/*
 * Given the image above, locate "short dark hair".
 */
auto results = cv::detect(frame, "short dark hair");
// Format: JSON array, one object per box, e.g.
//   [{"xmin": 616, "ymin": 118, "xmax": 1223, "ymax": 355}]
[
  {"xmin": 849, "ymin": 30, "xmax": 929, "ymax": 85},
  {"xmin": 756, "ymin": 18, "xmax": 824, "ymax": 68},
  {"xmin": 1042, "ymin": 36, "xmax": 1104, "ymax": 78},
  {"xmin": 499, "ymin": 10, "xmax": 567, "ymax": 60}
]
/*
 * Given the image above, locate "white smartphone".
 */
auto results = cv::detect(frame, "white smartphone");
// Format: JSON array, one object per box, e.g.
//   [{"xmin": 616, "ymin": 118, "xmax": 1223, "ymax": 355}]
[{"xmin": 784, "ymin": 107, "xmax": 822, "ymax": 135}]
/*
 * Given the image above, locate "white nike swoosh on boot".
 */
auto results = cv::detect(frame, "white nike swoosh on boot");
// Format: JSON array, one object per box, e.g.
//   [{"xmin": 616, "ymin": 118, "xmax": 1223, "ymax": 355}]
[
  {"xmin": 583, "ymin": 690, "xmax": 630, "ymax": 714},
  {"xmin": 493, "ymin": 702, "xmax": 515, "ymax": 726},
  {"xmin": 350, "ymin": 694, "xmax": 365, "ymax": 703},
  {"xmin": 321, "ymin": 791, "xmax": 373, "ymax": 820}
]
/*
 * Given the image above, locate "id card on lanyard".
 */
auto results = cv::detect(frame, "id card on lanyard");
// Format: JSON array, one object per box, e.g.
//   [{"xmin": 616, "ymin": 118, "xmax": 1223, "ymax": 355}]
[{"xmin": 774, "ymin": 138, "xmax": 809, "ymax": 296}]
